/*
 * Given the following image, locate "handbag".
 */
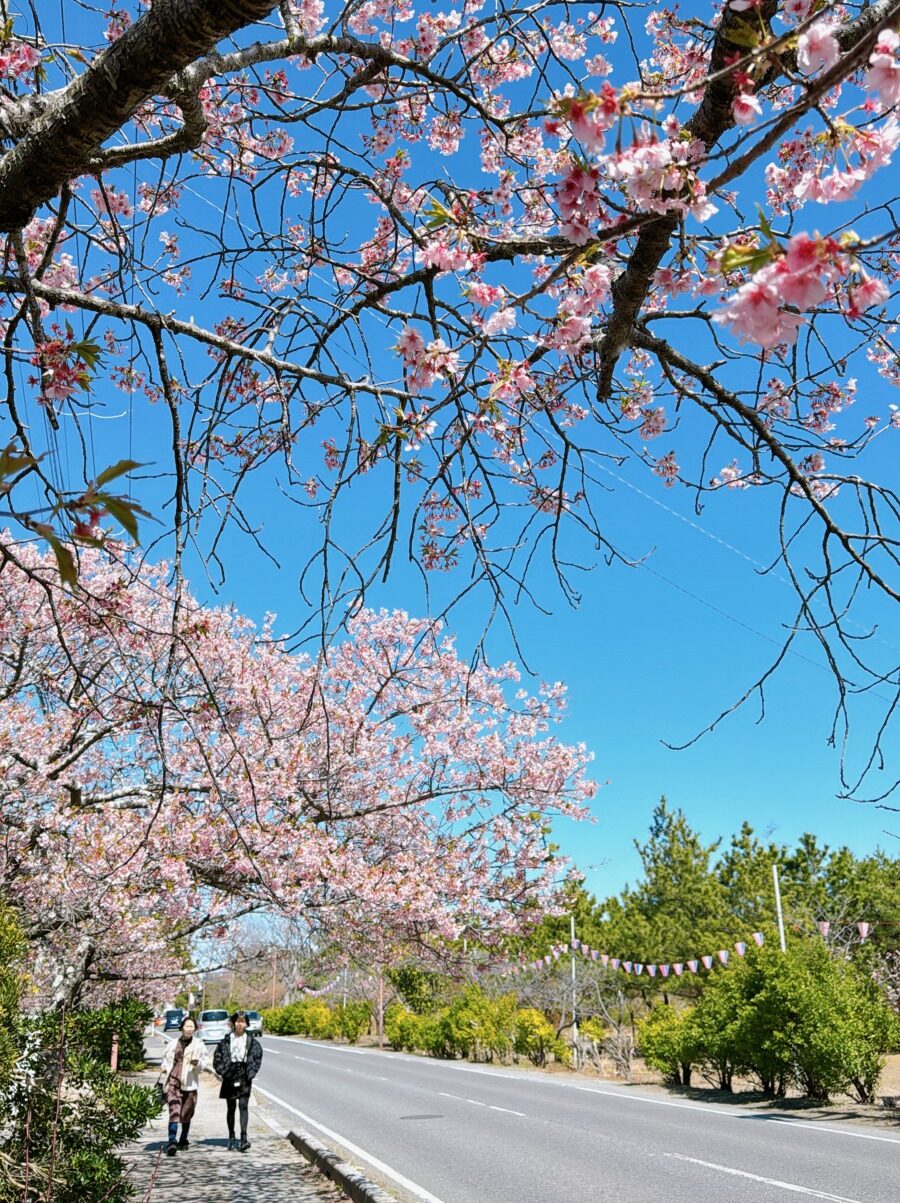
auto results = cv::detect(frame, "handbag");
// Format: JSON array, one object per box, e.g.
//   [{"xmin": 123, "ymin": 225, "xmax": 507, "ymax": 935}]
[{"xmin": 153, "ymin": 1075, "xmax": 166, "ymax": 1108}]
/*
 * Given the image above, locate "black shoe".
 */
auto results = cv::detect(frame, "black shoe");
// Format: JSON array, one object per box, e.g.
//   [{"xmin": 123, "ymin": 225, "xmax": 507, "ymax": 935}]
[
  {"xmin": 239, "ymin": 1135, "xmax": 250, "ymax": 1152},
  {"xmin": 177, "ymin": 1138, "xmax": 189, "ymax": 1150},
  {"xmin": 227, "ymin": 1137, "xmax": 236, "ymax": 1151},
  {"xmin": 166, "ymin": 1142, "xmax": 177, "ymax": 1157}
]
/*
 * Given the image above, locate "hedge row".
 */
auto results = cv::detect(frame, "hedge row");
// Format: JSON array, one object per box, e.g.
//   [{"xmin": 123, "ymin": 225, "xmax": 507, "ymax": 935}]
[
  {"xmin": 386, "ymin": 988, "xmax": 571, "ymax": 1065},
  {"xmin": 261, "ymin": 999, "xmax": 373, "ymax": 1043},
  {"xmin": 638, "ymin": 943, "xmax": 899, "ymax": 1102}
]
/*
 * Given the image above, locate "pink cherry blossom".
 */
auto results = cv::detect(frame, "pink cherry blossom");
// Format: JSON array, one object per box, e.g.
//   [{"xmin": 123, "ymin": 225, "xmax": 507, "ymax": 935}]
[
  {"xmin": 797, "ymin": 21, "xmax": 840, "ymax": 76},
  {"xmin": 732, "ymin": 92, "xmax": 763, "ymax": 125},
  {"xmin": 864, "ymin": 29, "xmax": 900, "ymax": 107}
]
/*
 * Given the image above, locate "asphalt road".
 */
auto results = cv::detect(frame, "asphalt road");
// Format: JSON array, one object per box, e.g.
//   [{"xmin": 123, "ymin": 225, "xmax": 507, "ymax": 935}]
[{"xmin": 252, "ymin": 1035, "xmax": 900, "ymax": 1203}]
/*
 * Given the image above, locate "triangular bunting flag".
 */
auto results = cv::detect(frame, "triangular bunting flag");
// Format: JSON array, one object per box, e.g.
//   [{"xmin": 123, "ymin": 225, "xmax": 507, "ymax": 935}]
[{"xmin": 701, "ymin": 955, "xmax": 713, "ymax": 970}]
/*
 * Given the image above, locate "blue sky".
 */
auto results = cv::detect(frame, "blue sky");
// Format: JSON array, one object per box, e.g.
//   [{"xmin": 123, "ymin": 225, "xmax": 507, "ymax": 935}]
[{"xmin": 19, "ymin": 1, "xmax": 900, "ymax": 903}]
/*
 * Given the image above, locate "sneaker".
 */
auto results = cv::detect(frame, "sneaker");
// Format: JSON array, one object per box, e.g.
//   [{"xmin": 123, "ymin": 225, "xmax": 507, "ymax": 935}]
[
  {"xmin": 239, "ymin": 1136, "xmax": 250, "ymax": 1152},
  {"xmin": 166, "ymin": 1142, "xmax": 177, "ymax": 1157},
  {"xmin": 227, "ymin": 1137, "xmax": 236, "ymax": 1151},
  {"xmin": 177, "ymin": 1138, "xmax": 189, "ymax": 1150}
]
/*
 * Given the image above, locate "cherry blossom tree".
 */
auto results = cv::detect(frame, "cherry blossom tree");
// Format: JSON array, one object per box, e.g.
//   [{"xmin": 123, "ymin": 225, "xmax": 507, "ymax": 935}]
[
  {"xmin": 0, "ymin": 0, "xmax": 898, "ymax": 797},
  {"xmin": 0, "ymin": 541, "xmax": 594, "ymax": 1002}
]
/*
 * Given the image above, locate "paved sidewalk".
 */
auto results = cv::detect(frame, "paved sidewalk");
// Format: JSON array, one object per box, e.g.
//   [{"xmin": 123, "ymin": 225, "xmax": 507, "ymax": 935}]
[{"xmin": 124, "ymin": 1041, "xmax": 345, "ymax": 1203}]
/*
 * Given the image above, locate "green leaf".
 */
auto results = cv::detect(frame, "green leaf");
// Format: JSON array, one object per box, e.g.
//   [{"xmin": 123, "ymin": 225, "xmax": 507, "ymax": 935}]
[
  {"xmin": 94, "ymin": 459, "xmax": 143, "ymax": 488},
  {"xmin": 0, "ymin": 442, "xmax": 39, "ymax": 480},
  {"xmin": 41, "ymin": 531, "xmax": 78, "ymax": 587},
  {"xmin": 726, "ymin": 18, "xmax": 762, "ymax": 48},
  {"xmin": 720, "ymin": 243, "xmax": 776, "ymax": 275},
  {"xmin": 756, "ymin": 204, "xmax": 776, "ymax": 243},
  {"xmin": 423, "ymin": 199, "xmax": 452, "ymax": 231},
  {"xmin": 96, "ymin": 494, "xmax": 144, "ymax": 542}
]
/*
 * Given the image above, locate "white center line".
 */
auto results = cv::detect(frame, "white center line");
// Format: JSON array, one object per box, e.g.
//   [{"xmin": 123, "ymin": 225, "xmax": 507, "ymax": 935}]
[
  {"xmin": 438, "ymin": 1091, "xmax": 525, "ymax": 1117},
  {"xmin": 666, "ymin": 1152, "xmax": 866, "ymax": 1202}
]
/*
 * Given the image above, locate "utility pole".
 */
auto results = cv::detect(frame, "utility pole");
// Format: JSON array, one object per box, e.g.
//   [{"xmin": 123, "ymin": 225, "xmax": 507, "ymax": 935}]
[
  {"xmin": 570, "ymin": 914, "xmax": 579, "ymax": 1070},
  {"xmin": 377, "ymin": 971, "xmax": 385, "ymax": 1047},
  {"xmin": 773, "ymin": 863, "xmax": 787, "ymax": 952},
  {"xmin": 342, "ymin": 967, "xmax": 348, "ymax": 1009},
  {"xmin": 270, "ymin": 949, "xmax": 278, "ymax": 1008}
]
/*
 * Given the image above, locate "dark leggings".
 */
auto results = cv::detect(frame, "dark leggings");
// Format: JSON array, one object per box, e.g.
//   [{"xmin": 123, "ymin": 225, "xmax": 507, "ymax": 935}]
[{"xmin": 226, "ymin": 1094, "xmax": 249, "ymax": 1136}]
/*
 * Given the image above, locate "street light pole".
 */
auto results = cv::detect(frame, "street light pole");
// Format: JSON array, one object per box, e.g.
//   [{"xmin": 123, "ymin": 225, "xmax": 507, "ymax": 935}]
[
  {"xmin": 773, "ymin": 863, "xmax": 787, "ymax": 952},
  {"xmin": 570, "ymin": 914, "xmax": 579, "ymax": 1070}
]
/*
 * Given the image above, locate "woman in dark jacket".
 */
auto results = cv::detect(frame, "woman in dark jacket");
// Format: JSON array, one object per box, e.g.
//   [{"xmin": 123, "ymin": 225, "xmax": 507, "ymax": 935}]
[{"xmin": 213, "ymin": 1010, "xmax": 263, "ymax": 1151}]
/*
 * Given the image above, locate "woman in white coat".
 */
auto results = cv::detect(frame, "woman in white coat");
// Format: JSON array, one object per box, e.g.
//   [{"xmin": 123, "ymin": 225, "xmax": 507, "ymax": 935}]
[{"xmin": 159, "ymin": 1015, "xmax": 210, "ymax": 1155}]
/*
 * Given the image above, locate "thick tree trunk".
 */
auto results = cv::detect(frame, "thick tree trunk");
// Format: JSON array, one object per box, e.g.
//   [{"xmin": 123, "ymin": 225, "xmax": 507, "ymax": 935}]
[{"xmin": 0, "ymin": 0, "xmax": 276, "ymax": 231}]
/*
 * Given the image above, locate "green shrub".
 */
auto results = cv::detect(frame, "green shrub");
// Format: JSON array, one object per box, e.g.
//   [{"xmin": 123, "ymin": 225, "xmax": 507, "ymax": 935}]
[
  {"xmin": 514, "ymin": 1008, "xmax": 566, "ymax": 1066},
  {"xmin": 435, "ymin": 988, "xmax": 517, "ymax": 1062},
  {"xmin": 385, "ymin": 1004, "xmax": 431, "ymax": 1052},
  {"xmin": 334, "ymin": 1001, "xmax": 372, "ymax": 1043},
  {"xmin": 67, "ymin": 998, "xmax": 153, "ymax": 1072},
  {"xmin": 638, "ymin": 1004, "xmax": 698, "ymax": 1086},
  {"xmin": 261, "ymin": 999, "xmax": 337, "ymax": 1037},
  {"xmin": 0, "ymin": 901, "xmax": 159, "ymax": 1203},
  {"xmin": 685, "ymin": 943, "xmax": 899, "ymax": 1102},
  {"xmin": 686, "ymin": 969, "xmax": 746, "ymax": 1092}
]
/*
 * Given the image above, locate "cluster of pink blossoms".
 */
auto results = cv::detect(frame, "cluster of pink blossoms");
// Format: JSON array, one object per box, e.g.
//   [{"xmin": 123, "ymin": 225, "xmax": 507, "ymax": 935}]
[
  {"xmin": 0, "ymin": 38, "xmax": 40, "ymax": 81},
  {"xmin": 714, "ymin": 234, "xmax": 889, "ymax": 349},
  {"xmin": 396, "ymin": 325, "xmax": 460, "ymax": 393},
  {"xmin": 865, "ymin": 28, "xmax": 900, "ymax": 107},
  {"xmin": 555, "ymin": 164, "xmax": 603, "ymax": 245}
]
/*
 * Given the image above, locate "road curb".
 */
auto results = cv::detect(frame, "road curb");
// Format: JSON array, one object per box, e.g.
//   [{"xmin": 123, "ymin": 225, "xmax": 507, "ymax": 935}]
[{"xmin": 287, "ymin": 1130, "xmax": 399, "ymax": 1203}]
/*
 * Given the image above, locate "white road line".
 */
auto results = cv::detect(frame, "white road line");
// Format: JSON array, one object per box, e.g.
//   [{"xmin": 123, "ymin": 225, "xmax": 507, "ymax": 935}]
[
  {"xmin": 574, "ymin": 1086, "xmax": 900, "ymax": 1144},
  {"xmin": 438, "ymin": 1091, "xmax": 525, "ymax": 1118},
  {"xmin": 665, "ymin": 1152, "xmax": 866, "ymax": 1202},
  {"xmin": 254, "ymin": 1084, "xmax": 445, "ymax": 1203},
  {"xmin": 760, "ymin": 1117, "xmax": 900, "ymax": 1146}
]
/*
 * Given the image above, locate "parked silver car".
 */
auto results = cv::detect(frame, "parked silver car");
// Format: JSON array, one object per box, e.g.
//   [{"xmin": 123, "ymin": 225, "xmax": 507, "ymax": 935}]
[
  {"xmin": 244, "ymin": 1010, "xmax": 264, "ymax": 1036},
  {"xmin": 196, "ymin": 1008, "xmax": 231, "ymax": 1044}
]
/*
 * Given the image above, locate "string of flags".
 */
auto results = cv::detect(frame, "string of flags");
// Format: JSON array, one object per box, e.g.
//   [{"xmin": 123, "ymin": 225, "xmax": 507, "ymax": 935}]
[
  {"xmin": 818, "ymin": 921, "xmax": 871, "ymax": 939},
  {"xmin": 490, "ymin": 921, "xmax": 872, "ymax": 981},
  {"xmin": 488, "ymin": 933, "xmax": 766, "ymax": 980}
]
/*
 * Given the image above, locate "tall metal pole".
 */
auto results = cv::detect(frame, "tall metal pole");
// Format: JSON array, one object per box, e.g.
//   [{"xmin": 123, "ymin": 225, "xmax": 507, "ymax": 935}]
[
  {"xmin": 570, "ymin": 914, "xmax": 579, "ymax": 1069},
  {"xmin": 773, "ymin": 863, "xmax": 787, "ymax": 952},
  {"xmin": 270, "ymin": 950, "xmax": 278, "ymax": 1008}
]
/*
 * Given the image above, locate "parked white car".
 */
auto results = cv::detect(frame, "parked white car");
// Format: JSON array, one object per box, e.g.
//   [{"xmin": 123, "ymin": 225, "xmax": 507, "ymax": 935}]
[
  {"xmin": 196, "ymin": 1009, "xmax": 231, "ymax": 1044},
  {"xmin": 245, "ymin": 1010, "xmax": 264, "ymax": 1036}
]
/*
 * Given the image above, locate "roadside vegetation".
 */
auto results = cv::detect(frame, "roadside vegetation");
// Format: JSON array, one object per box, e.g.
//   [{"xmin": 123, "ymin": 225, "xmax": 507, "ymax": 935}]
[
  {"xmin": 0, "ymin": 902, "xmax": 160, "ymax": 1203},
  {"xmin": 264, "ymin": 803, "xmax": 900, "ymax": 1105}
]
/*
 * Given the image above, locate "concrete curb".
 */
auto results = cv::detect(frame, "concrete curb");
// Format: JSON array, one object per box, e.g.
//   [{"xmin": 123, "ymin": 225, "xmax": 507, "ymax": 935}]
[{"xmin": 287, "ymin": 1130, "xmax": 399, "ymax": 1203}]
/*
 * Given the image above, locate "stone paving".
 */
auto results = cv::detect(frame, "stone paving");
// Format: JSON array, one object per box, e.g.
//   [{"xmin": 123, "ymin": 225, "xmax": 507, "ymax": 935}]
[{"xmin": 124, "ymin": 1039, "xmax": 345, "ymax": 1203}]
